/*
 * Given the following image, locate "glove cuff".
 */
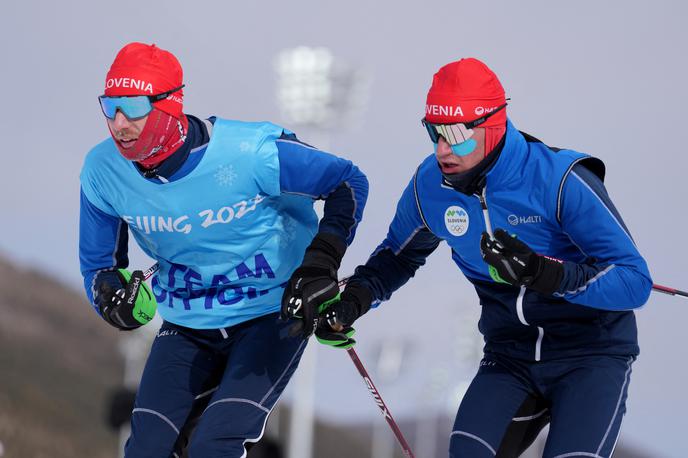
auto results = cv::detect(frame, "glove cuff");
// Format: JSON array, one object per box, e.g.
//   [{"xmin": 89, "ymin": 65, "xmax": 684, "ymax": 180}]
[
  {"xmin": 342, "ymin": 284, "xmax": 374, "ymax": 318},
  {"xmin": 302, "ymin": 232, "xmax": 347, "ymax": 271},
  {"xmin": 528, "ymin": 256, "xmax": 564, "ymax": 295}
]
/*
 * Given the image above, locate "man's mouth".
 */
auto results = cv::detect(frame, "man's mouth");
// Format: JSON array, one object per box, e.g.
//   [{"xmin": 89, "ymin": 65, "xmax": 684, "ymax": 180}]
[
  {"xmin": 440, "ymin": 161, "xmax": 461, "ymax": 173},
  {"xmin": 117, "ymin": 137, "xmax": 138, "ymax": 149}
]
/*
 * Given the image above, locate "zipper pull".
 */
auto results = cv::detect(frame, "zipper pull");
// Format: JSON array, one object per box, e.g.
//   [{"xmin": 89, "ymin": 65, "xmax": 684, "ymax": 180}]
[
  {"xmin": 477, "ymin": 187, "xmax": 493, "ymax": 235},
  {"xmin": 477, "ymin": 193, "xmax": 487, "ymax": 210}
]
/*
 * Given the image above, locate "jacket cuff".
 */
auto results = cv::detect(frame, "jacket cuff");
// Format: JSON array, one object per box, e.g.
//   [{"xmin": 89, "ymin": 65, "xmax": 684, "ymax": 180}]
[
  {"xmin": 342, "ymin": 284, "xmax": 374, "ymax": 317},
  {"xmin": 302, "ymin": 232, "xmax": 347, "ymax": 270}
]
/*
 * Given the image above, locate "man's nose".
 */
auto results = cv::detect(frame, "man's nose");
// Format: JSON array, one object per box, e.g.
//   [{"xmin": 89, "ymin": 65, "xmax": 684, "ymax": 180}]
[
  {"xmin": 436, "ymin": 137, "xmax": 453, "ymax": 155},
  {"xmin": 112, "ymin": 111, "xmax": 131, "ymax": 130}
]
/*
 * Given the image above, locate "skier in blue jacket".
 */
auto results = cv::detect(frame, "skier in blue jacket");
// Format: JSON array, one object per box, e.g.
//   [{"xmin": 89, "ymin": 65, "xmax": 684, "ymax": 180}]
[
  {"xmin": 317, "ymin": 58, "xmax": 652, "ymax": 457},
  {"xmin": 79, "ymin": 42, "xmax": 368, "ymax": 458}
]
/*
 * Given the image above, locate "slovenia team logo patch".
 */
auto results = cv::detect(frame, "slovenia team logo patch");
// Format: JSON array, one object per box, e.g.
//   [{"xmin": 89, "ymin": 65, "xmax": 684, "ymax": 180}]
[{"xmin": 444, "ymin": 206, "xmax": 469, "ymax": 236}]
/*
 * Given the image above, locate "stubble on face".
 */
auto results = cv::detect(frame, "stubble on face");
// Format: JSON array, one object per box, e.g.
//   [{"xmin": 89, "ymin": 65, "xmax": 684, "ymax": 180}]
[{"xmin": 107, "ymin": 113, "xmax": 148, "ymax": 150}]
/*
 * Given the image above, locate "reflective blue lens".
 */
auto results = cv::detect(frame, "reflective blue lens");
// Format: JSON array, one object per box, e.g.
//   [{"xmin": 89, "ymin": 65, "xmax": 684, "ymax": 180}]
[
  {"xmin": 99, "ymin": 95, "xmax": 153, "ymax": 120},
  {"xmin": 422, "ymin": 119, "xmax": 475, "ymax": 146},
  {"xmin": 432, "ymin": 138, "xmax": 478, "ymax": 157},
  {"xmin": 450, "ymin": 139, "xmax": 477, "ymax": 156}
]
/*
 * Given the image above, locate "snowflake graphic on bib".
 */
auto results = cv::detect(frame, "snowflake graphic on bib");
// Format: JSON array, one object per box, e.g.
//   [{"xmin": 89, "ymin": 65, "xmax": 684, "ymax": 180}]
[{"xmin": 214, "ymin": 165, "xmax": 237, "ymax": 187}]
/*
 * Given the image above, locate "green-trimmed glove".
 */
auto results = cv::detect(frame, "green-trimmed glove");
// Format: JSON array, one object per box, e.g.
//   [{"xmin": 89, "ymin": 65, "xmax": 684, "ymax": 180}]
[
  {"xmin": 315, "ymin": 284, "xmax": 373, "ymax": 349},
  {"xmin": 97, "ymin": 269, "xmax": 157, "ymax": 331},
  {"xmin": 316, "ymin": 325, "xmax": 357, "ymax": 349},
  {"xmin": 314, "ymin": 292, "xmax": 356, "ymax": 349},
  {"xmin": 281, "ymin": 233, "xmax": 346, "ymax": 338}
]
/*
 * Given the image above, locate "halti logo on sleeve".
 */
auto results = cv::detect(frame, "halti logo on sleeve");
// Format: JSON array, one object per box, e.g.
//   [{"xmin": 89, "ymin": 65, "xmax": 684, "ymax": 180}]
[
  {"xmin": 445, "ymin": 206, "xmax": 469, "ymax": 236},
  {"xmin": 508, "ymin": 214, "xmax": 543, "ymax": 226}
]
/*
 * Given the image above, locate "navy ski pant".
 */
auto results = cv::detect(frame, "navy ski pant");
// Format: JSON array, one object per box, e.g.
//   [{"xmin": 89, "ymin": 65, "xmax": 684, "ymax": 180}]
[
  {"xmin": 449, "ymin": 353, "xmax": 635, "ymax": 458},
  {"xmin": 124, "ymin": 313, "xmax": 306, "ymax": 458}
]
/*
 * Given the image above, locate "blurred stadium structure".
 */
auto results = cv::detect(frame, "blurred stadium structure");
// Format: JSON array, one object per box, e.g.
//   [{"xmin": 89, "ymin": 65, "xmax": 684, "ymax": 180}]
[{"xmin": 273, "ymin": 45, "xmax": 371, "ymax": 458}]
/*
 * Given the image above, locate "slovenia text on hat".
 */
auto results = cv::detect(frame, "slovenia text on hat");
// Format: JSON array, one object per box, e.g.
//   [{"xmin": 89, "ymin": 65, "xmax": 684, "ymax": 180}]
[
  {"xmin": 104, "ymin": 42, "xmax": 184, "ymax": 119},
  {"xmin": 425, "ymin": 58, "xmax": 506, "ymax": 126}
]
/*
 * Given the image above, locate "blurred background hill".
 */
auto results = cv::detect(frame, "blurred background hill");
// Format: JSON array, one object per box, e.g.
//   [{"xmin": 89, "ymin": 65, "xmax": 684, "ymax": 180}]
[{"xmin": 0, "ymin": 254, "xmax": 121, "ymax": 458}]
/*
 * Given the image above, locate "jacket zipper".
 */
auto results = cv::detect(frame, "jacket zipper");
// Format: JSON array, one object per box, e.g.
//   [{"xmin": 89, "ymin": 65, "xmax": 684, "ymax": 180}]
[
  {"xmin": 477, "ymin": 187, "xmax": 493, "ymax": 235},
  {"xmin": 476, "ymin": 186, "xmax": 543, "ymax": 361}
]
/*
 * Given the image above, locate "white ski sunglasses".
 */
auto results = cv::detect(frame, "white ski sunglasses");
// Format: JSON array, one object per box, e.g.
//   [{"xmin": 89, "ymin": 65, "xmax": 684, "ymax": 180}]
[{"xmin": 422, "ymin": 103, "xmax": 507, "ymax": 145}]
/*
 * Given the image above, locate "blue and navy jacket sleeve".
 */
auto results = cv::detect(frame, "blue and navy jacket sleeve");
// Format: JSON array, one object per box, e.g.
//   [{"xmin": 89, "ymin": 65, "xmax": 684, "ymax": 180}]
[
  {"xmin": 79, "ymin": 189, "xmax": 129, "ymax": 313},
  {"xmin": 276, "ymin": 132, "xmax": 368, "ymax": 245},
  {"xmin": 555, "ymin": 163, "xmax": 652, "ymax": 310},
  {"xmin": 349, "ymin": 174, "xmax": 442, "ymax": 304}
]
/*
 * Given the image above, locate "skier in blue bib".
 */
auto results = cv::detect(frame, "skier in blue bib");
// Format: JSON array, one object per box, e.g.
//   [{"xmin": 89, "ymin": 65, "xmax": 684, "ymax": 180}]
[
  {"xmin": 316, "ymin": 58, "xmax": 652, "ymax": 457},
  {"xmin": 79, "ymin": 42, "xmax": 368, "ymax": 458}
]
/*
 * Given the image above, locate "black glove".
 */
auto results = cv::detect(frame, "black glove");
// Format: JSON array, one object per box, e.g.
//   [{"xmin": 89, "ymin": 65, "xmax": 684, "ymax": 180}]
[
  {"xmin": 281, "ymin": 233, "xmax": 347, "ymax": 338},
  {"xmin": 96, "ymin": 269, "xmax": 157, "ymax": 331},
  {"xmin": 315, "ymin": 284, "xmax": 373, "ymax": 349},
  {"xmin": 480, "ymin": 229, "xmax": 564, "ymax": 295}
]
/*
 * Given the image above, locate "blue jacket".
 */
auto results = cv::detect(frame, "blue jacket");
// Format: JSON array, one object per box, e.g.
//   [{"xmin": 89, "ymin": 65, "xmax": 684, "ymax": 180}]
[{"xmin": 350, "ymin": 120, "xmax": 651, "ymax": 361}]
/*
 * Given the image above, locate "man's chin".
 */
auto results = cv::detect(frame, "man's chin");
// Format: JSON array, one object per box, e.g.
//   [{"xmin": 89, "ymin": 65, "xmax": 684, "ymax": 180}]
[{"xmin": 115, "ymin": 142, "xmax": 148, "ymax": 162}]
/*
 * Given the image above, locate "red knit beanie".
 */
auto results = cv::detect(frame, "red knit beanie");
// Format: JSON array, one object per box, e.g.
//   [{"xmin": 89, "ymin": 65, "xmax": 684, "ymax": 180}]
[
  {"xmin": 104, "ymin": 42, "xmax": 184, "ymax": 118},
  {"xmin": 426, "ymin": 58, "xmax": 507, "ymax": 155},
  {"xmin": 426, "ymin": 58, "xmax": 506, "ymax": 125}
]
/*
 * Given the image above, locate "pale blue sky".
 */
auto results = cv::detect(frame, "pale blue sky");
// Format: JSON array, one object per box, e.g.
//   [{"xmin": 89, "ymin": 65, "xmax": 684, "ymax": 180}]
[{"xmin": 2, "ymin": 1, "xmax": 687, "ymax": 456}]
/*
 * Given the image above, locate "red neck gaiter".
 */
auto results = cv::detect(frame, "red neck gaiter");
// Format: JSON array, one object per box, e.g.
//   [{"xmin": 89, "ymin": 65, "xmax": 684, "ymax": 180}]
[
  {"xmin": 108, "ymin": 109, "xmax": 188, "ymax": 167},
  {"xmin": 484, "ymin": 125, "xmax": 507, "ymax": 157}
]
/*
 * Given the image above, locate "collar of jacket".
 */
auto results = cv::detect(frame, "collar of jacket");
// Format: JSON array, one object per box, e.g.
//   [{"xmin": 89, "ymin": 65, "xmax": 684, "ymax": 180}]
[
  {"xmin": 136, "ymin": 114, "xmax": 209, "ymax": 180},
  {"xmin": 441, "ymin": 136, "xmax": 504, "ymax": 195}
]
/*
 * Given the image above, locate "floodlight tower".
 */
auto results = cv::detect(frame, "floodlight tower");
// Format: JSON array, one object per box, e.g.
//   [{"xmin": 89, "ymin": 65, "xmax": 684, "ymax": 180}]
[
  {"xmin": 274, "ymin": 46, "xmax": 368, "ymax": 458},
  {"xmin": 275, "ymin": 46, "xmax": 369, "ymax": 147}
]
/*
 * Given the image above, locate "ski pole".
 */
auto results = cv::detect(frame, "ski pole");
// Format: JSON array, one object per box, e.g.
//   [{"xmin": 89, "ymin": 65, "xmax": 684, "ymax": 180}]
[
  {"xmin": 652, "ymin": 283, "xmax": 688, "ymax": 299},
  {"xmin": 284, "ymin": 275, "xmax": 414, "ymax": 455},
  {"xmin": 345, "ymin": 346, "xmax": 415, "ymax": 457},
  {"xmin": 332, "ymin": 277, "xmax": 415, "ymax": 458},
  {"xmin": 141, "ymin": 263, "xmax": 160, "ymax": 281}
]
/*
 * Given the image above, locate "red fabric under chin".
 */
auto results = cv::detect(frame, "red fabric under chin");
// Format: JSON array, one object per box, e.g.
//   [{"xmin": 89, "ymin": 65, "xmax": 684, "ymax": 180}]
[
  {"xmin": 110, "ymin": 109, "xmax": 188, "ymax": 166},
  {"xmin": 484, "ymin": 125, "xmax": 506, "ymax": 158}
]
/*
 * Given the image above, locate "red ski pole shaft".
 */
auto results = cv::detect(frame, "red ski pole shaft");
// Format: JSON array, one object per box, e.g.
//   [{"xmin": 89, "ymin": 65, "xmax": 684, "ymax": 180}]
[
  {"xmin": 346, "ymin": 347, "xmax": 415, "ymax": 458},
  {"xmin": 332, "ymin": 277, "xmax": 414, "ymax": 455},
  {"xmin": 652, "ymin": 283, "xmax": 688, "ymax": 299},
  {"xmin": 142, "ymin": 263, "xmax": 160, "ymax": 281}
]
